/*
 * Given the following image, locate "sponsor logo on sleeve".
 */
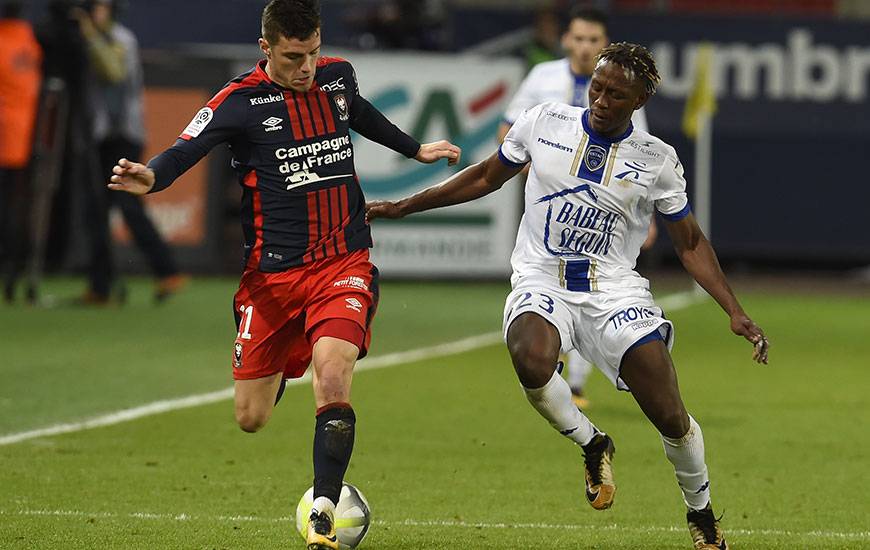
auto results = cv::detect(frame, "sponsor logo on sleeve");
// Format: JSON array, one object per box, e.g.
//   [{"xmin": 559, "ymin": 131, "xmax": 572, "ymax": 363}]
[{"xmin": 182, "ymin": 107, "xmax": 214, "ymax": 138}]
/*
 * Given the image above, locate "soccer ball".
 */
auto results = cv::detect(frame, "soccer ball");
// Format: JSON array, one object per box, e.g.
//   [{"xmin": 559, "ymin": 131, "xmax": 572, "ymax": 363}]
[{"xmin": 295, "ymin": 482, "xmax": 371, "ymax": 549}]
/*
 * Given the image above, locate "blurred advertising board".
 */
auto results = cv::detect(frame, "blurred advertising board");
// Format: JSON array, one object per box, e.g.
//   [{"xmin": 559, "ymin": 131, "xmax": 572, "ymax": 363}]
[{"xmin": 345, "ymin": 53, "xmax": 525, "ymax": 277}]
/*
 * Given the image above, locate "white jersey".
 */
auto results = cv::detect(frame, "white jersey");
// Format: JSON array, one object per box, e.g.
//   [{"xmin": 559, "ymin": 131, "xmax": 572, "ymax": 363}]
[
  {"xmin": 504, "ymin": 58, "xmax": 648, "ymax": 132},
  {"xmin": 499, "ymin": 102, "xmax": 689, "ymax": 292}
]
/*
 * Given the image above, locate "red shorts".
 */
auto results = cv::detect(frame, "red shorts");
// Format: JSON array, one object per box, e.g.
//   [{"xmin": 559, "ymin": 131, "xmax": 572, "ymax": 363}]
[{"xmin": 231, "ymin": 249, "xmax": 379, "ymax": 380}]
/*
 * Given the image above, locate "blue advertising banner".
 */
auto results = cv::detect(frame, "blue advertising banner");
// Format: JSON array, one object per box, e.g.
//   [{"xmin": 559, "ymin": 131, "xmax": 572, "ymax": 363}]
[{"xmin": 610, "ymin": 16, "xmax": 870, "ymax": 261}]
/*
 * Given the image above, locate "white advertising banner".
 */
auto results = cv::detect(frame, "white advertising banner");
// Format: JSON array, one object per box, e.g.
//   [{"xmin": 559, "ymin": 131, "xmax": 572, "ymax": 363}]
[{"xmin": 345, "ymin": 52, "xmax": 525, "ymax": 277}]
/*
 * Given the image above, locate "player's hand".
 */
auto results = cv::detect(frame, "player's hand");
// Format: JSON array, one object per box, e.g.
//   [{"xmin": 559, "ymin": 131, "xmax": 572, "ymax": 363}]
[
  {"xmin": 730, "ymin": 314, "xmax": 769, "ymax": 365},
  {"xmin": 415, "ymin": 140, "xmax": 461, "ymax": 166},
  {"xmin": 365, "ymin": 200, "xmax": 403, "ymax": 222},
  {"xmin": 108, "ymin": 158, "xmax": 155, "ymax": 196}
]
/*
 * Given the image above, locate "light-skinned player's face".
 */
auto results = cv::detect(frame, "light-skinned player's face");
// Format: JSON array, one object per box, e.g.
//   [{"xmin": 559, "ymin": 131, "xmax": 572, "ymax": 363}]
[
  {"xmin": 562, "ymin": 19, "xmax": 608, "ymax": 75},
  {"xmin": 260, "ymin": 31, "xmax": 321, "ymax": 92},
  {"xmin": 587, "ymin": 61, "xmax": 648, "ymax": 137}
]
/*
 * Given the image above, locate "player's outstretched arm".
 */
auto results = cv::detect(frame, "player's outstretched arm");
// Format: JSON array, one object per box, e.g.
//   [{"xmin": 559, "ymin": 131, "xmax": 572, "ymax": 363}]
[
  {"xmin": 366, "ymin": 152, "xmax": 522, "ymax": 221},
  {"xmin": 414, "ymin": 140, "xmax": 461, "ymax": 166},
  {"xmin": 665, "ymin": 213, "xmax": 769, "ymax": 364},
  {"xmin": 108, "ymin": 158, "xmax": 155, "ymax": 196}
]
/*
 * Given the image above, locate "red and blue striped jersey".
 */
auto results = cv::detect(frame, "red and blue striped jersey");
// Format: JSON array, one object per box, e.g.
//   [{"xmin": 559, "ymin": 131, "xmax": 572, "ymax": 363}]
[{"xmin": 148, "ymin": 57, "xmax": 420, "ymax": 272}]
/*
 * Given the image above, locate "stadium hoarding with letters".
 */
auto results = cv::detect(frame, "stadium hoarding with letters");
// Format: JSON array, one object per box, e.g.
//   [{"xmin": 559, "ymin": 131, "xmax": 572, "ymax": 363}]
[
  {"xmin": 609, "ymin": 15, "xmax": 870, "ymax": 261},
  {"xmin": 334, "ymin": 52, "xmax": 525, "ymax": 277}
]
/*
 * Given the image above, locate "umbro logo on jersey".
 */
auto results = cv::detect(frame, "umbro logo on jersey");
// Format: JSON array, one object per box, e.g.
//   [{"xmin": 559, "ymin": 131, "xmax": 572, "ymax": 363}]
[
  {"xmin": 345, "ymin": 298, "xmax": 363, "ymax": 312},
  {"xmin": 262, "ymin": 117, "xmax": 283, "ymax": 132},
  {"xmin": 250, "ymin": 93, "xmax": 284, "ymax": 106}
]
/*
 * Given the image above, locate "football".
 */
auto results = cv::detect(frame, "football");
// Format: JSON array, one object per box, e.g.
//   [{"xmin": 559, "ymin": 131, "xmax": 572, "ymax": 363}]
[{"xmin": 295, "ymin": 482, "xmax": 371, "ymax": 549}]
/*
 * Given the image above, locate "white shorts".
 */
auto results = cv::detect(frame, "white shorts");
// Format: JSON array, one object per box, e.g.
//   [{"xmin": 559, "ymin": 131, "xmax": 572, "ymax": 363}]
[{"xmin": 502, "ymin": 278, "xmax": 674, "ymax": 391}]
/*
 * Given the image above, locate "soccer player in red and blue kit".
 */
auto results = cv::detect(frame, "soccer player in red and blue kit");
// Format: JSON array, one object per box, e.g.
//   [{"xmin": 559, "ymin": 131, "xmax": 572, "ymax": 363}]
[{"xmin": 108, "ymin": 1, "xmax": 460, "ymax": 548}]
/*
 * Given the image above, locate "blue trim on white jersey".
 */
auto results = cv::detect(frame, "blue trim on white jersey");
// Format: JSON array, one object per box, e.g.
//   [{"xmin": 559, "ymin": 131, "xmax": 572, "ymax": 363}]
[
  {"xmin": 571, "ymin": 73, "xmax": 590, "ymax": 107},
  {"xmin": 657, "ymin": 203, "xmax": 692, "ymax": 222},
  {"xmin": 564, "ymin": 259, "xmax": 592, "ymax": 292},
  {"xmin": 581, "ymin": 110, "xmax": 634, "ymax": 144},
  {"xmin": 497, "ymin": 146, "xmax": 528, "ymax": 168}
]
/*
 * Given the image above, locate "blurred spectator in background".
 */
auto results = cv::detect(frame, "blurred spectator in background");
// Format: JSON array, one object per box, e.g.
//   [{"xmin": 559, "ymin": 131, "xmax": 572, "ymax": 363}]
[
  {"xmin": 78, "ymin": 0, "xmax": 188, "ymax": 303},
  {"xmin": 349, "ymin": 0, "xmax": 448, "ymax": 51},
  {"xmin": 36, "ymin": 0, "xmax": 108, "ymax": 298},
  {"xmin": 524, "ymin": 7, "xmax": 562, "ymax": 71},
  {"xmin": 498, "ymin": 6, "xmax": 657, "ymax": 408},
  {"xmin": 0, "ymin": 0, "xmax": 43, "ymax": 302}
]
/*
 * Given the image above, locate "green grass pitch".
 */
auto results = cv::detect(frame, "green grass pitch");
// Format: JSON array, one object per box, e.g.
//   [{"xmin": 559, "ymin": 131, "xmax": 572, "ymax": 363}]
[{"xmin": 1, "ymin": 277, "xmax": 868, "ymax": 549}]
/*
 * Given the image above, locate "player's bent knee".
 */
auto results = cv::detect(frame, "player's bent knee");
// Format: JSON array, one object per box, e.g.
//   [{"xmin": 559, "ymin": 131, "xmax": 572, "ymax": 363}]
[
  {"xmin": 656, "ymin": 409, "xmax": 690, "ymax": 439},
  {"xmin": 235, "ymin": 405, "xmax": 271, "ymax": 433}
]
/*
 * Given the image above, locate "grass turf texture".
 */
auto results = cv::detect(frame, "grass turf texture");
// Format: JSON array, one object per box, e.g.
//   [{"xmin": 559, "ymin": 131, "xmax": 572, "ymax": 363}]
[{"xmin": 1, "ymin": 278, "xmax": 867, "ymax": 549}]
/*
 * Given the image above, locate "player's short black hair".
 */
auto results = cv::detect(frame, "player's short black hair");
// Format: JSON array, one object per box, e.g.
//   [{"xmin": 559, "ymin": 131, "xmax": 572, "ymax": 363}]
[
  {"xmin": 261, "ymin": 0, "xmax": 320, "ymax": 44},
  {"xmin": 596, "ymin": 42, "xmax": 661, "ymax": 96},
  {"xmin": 568, "ymin": 5, "xmax": 609, "ymax": 35}
]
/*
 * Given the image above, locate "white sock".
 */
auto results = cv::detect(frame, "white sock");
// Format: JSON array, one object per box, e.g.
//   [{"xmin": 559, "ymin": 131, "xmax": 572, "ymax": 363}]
[
  {"xmin": 662, "ymin": 415, "xmax": 711, "ymax": 510},
  {"xmin": 524, "ymin": 370, "xmax": 598, "ymax": 446},
  {"xmin": 566, "ymin": 350, "xmax": 593, "ymax": 391},
  {"xmin": 312, "ymin": 496, "xmax": 336, "ymax": 517}
]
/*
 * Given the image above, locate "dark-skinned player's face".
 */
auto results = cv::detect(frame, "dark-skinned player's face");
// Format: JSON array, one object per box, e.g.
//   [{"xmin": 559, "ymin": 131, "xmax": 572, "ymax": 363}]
[
  {"xmin": 259, "ymin": 31, "xmax": 321, "ymax": 92},
  {"xmin": 587, "ymin": 61, "xmax": 648, "ymax": 137}
]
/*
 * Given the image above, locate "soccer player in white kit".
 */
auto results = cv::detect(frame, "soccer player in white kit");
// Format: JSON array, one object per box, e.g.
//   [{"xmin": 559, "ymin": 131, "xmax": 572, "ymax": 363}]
[
  {"xmin": 368, "ymin": 43, "xmax": 770, "ymax": 550},
  {"xmin": 498, "ymin": 7, "xmax": 657, "ymax": 407}
]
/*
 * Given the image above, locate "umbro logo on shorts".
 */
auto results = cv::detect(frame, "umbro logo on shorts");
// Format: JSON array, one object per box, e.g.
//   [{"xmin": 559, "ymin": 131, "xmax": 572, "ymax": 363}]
[{"xmin": 345, "ymin": 298, "xmax": 363, "ymax": 312}]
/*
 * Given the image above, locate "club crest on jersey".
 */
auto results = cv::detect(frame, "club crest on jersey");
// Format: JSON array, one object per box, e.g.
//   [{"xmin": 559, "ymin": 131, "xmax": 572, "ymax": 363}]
[
  {"xmin": 233, "ymin": 342, "xmax": 243, "ymax": 369},
  {"xmin": 334, "ymin": 94, "xmax": 349, "ymax": 121},
  {"xmin": 584, "ymin": 145, "xmax": 607, "ymax": 172}
]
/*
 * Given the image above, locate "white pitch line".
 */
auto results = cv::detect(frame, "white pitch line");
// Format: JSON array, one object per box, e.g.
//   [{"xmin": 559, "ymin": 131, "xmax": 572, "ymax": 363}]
[
  {"xmin": 0, "ymin": 290, "xmax": 703, "ymax": 447},
  {"xmin": 2, "ymin": 509, "xmax": 867, "ymax": 541},
  {"xmin": 0, "ymin": 332, "xmax": 504, "ymax": 446}
]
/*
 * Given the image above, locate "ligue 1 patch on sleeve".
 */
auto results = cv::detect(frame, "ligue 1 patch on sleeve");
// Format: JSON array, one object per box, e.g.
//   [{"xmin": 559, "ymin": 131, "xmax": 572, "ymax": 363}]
[{"xmin": 182, "ymin": 107, "xmax": 214, "ymax": 138}]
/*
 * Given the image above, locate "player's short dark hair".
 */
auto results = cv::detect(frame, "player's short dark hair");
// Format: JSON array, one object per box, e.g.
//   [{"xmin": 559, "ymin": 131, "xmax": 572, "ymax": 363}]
[
  {"xmin": 261, "ymin": 0, "xmax": 321, "ymax": 44},
  {"xmin": 568, "ymin": 5, "xmax": 609, "ymax": 35},
  {"xmin": 596, "ymin": 42, "xmax": 661, "ymax": 96}
]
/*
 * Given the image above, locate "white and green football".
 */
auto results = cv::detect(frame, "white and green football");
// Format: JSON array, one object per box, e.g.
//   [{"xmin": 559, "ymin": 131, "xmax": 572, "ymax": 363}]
[{"xmin": 295, "ymin": 482, "xmax": 371, "ymax": 549}]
